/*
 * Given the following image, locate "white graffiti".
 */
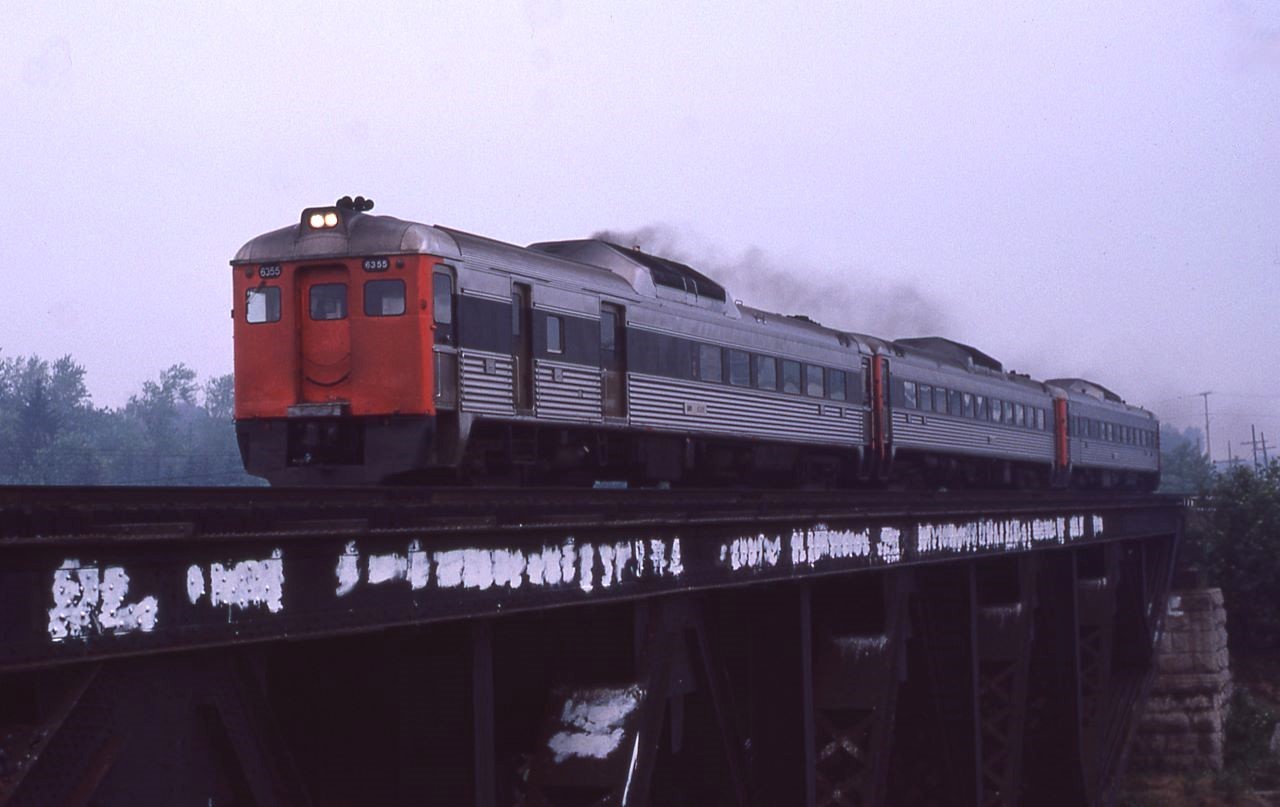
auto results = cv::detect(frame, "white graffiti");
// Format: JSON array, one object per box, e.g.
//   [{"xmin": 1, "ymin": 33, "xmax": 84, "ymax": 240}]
[
  {"xmin": 333, "ymin": 537, "xmax": 685, "ymax": 598},
  {"xmin": 915, "ymin": 514, "xmax": 1099, "ymax": 555},
  {"xmin": 791, "ymin": 525, "xmax": 874, "ymax": 567},
  {"xmin": 48, "ymin": 560, "xmax": 158, "ymax": 642},
  {"xmin": 547, "ymin": 685, "xmax": 644, "ymax": 764},
  {"xmin": 185, "ymin": 550, "xmax": 286, "ymax": 615},
  {"xmin": 336, "ymin": 541, "xmax": 360, "ymax": 596},
  {"xmin": 720, "ymin": 534, "xmax": 784, "ymax": 571},
  {"xmin": 366, "ymin": 541, "xmax": 430, "ymax": 590},
  {"xmin": 879, "ymin": 527, "xmax": 902, "ymax": 564}
]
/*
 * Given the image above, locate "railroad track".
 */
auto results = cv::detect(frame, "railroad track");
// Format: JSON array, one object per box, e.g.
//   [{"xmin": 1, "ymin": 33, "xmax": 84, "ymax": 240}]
[{"xmin": 0, "ymin": 484, "xmax": 1183, "ymax": 543}]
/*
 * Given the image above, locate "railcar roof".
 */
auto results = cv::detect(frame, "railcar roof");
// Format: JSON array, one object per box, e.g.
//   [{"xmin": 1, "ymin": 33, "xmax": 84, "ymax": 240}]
[
  {"xmin": 233, "ymin": 212, "xmax": 461, "ymax": 264},
  {"xmin": 1046, "ymin": 378, "xmax": 1123, "ymax": 403},
  {"xmin": 893, "ymin": 337, "xmax": 1003, "ymax": 373}
]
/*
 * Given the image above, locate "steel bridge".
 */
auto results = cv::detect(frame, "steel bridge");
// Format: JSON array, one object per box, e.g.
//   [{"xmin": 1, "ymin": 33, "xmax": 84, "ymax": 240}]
[{"xmin": 0, "ymin": 487, "xmax": 1182, "ymax": 806}]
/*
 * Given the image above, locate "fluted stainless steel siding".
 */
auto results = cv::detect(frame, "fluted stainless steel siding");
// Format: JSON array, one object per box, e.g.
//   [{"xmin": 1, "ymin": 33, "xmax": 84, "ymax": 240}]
[
  {"xmin": 460, "ymin": 350, "xmax": 515, "ymax": 416},
  {"xmin": 628, "ymin": 373, "xmax": 866, "ymax": 445},
  {"xmin": 535, "ymin": 360, "xmax": 603, "ymax": 423},
  {"xmin": 1071, "ymin": 439, "xmax": 1159, "ymax": 471},
  {"xmin": 893, "ymin": 411, "xmax": 1053, "ymax": 462}
]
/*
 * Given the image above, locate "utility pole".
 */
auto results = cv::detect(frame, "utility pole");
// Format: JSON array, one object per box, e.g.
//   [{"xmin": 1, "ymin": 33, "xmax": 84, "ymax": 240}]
[
  {"xmin": 1198, "ymin": 391, "xmax": 1213, "ymax": 463},
  {"xmin": 1264, "ymin": 432, "xmax": 1272, "ymax": 467}
]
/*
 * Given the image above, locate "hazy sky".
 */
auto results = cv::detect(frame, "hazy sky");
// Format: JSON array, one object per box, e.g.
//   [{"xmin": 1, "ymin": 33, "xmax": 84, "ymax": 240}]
[{"xmin": 2, "ymin": 1, "xmax": 1277, "ymax": 463}]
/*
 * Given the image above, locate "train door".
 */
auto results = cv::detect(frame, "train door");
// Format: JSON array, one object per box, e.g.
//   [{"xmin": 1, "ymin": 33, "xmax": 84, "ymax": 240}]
[
  {"xmin": 432, "ymin": 266, "xmax": 458, "ymax": 409},
  {"xmin": 297, "ymin": 265, "xmax": 352, "ymax": 401},
  {"xmin": 600, "ymin": 303, "xmax": 627, "ymax": 418},
  {"xmin": 512, "ymin": 283, "xmax": 534, "ymax": 411}
]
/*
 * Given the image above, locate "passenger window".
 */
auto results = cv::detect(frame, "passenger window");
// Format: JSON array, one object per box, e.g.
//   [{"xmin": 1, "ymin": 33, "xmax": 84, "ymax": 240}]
[
  {"xmin": 805, "ymin": 365, "xmax": 824, "ymax": 397},
  {"xmin": 600, "ymin": 311, "xmax": 616, "ymax": 352},
  {"xmin": 828, "ymin": 369, "xmax": 847, "ymax": 401},
  {"xmin": 246, "ymin": 286, "xmax": 281, "ymax": 324},
  {"xmin": 364, "ymin": 279, "xmax": 406, "ymax": 317},
  {"xmin": 1035, "ymin": 408, "xmax": 1045, "ymax": 430},
  {"xmin": 904, "ymin": 381, "xmax": 918, "ymax": 409},
  {"xmin": 728, "ymin": 349, "xmax": 750, "ymax": 387},
  {"xmin": 1015, "ymin": 403, "xmax": 1026, "ymax": 427},
  {"xmin": 782, "ymin": 360, "xmax": 802, "ymax": 394},
  {"xmin": 756, "ymin": 355, "xmax": 778, "ymax": 391},
  {"xmin": 699, "ymin": 344, "xmax": 723, "ymax": 382},
  {"xmin": 309, "ymin": 283, "xmax": 347, "ymax": 320},
  {"xmin": 935, "ymin": 387, "xmax": 948, "ymax": 414},
  {"xmin": 950, "ymin": 390, "xmax": 962, "ymax": 416},
  {"xmin": 976, "ymin": 395, "xmax": 987, "ymax": 419},
  {"xmin": 991, "ymin": 398, "xmax": 1002, "ymax": 423},
  {"xmin": 432, "ymin": 273, "xmax": 454, "ymax": 325},
  {"xmin": 1004, "ymin": 401, "xmax": 1015, "ymax": 425},
  {"xmin": 919, "ymin": 384, "xmax": 934, "ymax": 412},
  {"xmin": 962, "ymin": 392, "xmax": 974, "ymax": 418},
  {"xmin": 547, "ymin": 316, "xmax": 564, "ymax": 353}
]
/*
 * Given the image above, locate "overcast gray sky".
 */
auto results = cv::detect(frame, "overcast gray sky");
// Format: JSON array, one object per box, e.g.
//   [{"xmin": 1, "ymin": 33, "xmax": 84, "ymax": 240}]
[{"xmin": 2, "ymin": 1, "xmax": 1278, "ymax": 463}]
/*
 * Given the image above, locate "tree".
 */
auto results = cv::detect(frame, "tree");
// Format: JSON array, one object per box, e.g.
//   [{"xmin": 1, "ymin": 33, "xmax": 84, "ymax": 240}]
[
  {"xmin": 1159, "ymin": 424, "xmax": 1214, "ymax": 495},
  {"xmin": 1194, "ymin": 462, "xmax": 1280, "ymax": 650},
  {"xmin": 0, "ymin": 353, "xmax": 96, "ymax": 483},
  {"xmin": 0, "ymin": 354, "xmax": 257, "ymax": 486},
  {"xmin": 203, "ymin": 374, "xmax": 235, "ymax": 422}
]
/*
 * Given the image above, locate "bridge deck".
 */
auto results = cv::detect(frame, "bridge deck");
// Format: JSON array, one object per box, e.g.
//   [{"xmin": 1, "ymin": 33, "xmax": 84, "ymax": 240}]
[
  {"xmin": 0, "ymin": 487, "xmax": 1179, "ymax": 671},
  {"xmin": 0, "ymin": 487, "xmax": 1183, "ymax": 806}
]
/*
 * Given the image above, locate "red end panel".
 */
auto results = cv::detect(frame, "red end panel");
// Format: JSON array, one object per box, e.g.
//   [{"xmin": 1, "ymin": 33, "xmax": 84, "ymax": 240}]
[
  {"xmin": 343, "ymin": 255, "xmax": 433, "ymax": 416},
  {"xmin": 233, "ymin": 256, "xmax": 435, "ymax": 419},
  {"xmin": 870, "ymin": 356, "xmax": 890, "ymax": 465},
  {"xmin": 1054, "ymin": 398, "xmax": 1069, "ymax": 470},
  {"xmin": 233, "ymin": 264, "xmax": 300, "ymax": 419}
]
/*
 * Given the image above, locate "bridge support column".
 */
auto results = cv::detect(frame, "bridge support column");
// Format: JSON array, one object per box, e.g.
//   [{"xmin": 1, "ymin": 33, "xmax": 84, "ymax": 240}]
[
  {"xmin": 973, "ymin": 556, "xmax": 1037, "ymax": 807},
  {"xmin": 806, "ymin": 570, "xmax": 912, "ymax": 807}
]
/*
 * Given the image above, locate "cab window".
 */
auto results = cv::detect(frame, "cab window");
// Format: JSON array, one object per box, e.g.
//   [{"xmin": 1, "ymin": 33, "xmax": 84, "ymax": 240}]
[
  {"xmin": 310, "ymin": 283, "xmax": 347, "ymax": 320},
  {"xmin": 433, "ymin": 272, "xmax": 454, "ymax": 325},
  {"xmin": 246, "ymin": 286, "xmax": 280, "ymax": 324},
  {"xmin": 364, "ymin": 279, "xmax": 405, "ymax": 317}
]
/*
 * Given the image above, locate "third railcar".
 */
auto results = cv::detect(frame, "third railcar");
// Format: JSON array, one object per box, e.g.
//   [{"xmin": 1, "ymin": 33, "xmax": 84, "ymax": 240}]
[{"xmin": 231, "ymin": 199, "xmax": 1160, "ymax": 489}]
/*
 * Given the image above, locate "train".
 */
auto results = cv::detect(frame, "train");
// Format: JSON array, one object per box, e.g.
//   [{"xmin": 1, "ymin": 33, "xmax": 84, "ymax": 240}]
[{"xmin": 230, "ymin": 197, "xmax": 1160, "ymax": 490}]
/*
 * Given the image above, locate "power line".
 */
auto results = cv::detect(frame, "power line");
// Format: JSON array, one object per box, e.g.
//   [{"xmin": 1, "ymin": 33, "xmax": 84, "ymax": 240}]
[{"xmin": 1198, "ymin": 391, "xmax": 1213, "ymax": 462}]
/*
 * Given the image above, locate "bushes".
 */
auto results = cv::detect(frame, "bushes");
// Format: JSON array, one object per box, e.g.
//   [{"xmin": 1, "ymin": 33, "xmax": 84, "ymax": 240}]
[{"xmin": 1190, "ymin": 463, "xmax": 1280, "ymax": 651}]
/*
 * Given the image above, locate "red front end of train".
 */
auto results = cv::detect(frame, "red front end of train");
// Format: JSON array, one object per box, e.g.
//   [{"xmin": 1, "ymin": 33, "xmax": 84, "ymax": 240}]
[{"xmin": 232, "ymin": 202, "xmax": 456, "ymax": 484}]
